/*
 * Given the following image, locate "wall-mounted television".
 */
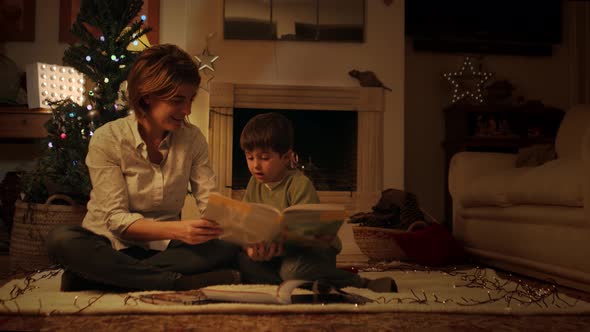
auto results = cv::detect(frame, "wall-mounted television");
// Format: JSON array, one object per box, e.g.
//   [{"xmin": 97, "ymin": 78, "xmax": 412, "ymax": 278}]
[{"xmin": 405, "ymin": 1, "xmax": 562, "ymax": 56}]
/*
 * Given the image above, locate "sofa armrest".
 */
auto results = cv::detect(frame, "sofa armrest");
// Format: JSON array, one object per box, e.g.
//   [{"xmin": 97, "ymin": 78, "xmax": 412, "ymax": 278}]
[{"xmin": 448, "ymin": 151, "xmax": 517, "ymax": 203}]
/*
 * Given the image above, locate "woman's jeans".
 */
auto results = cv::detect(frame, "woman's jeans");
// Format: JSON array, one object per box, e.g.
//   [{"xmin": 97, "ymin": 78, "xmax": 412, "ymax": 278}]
[{"xmin": 46, "ymin": 225, "xmax": 239, "ymax": 290}]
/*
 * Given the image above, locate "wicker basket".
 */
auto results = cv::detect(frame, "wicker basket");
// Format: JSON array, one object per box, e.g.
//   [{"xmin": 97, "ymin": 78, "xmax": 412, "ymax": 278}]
[
  {"xmin": 9, "ymin": 194, "xmax": 86, "ymax": 273},
  {"xmin": 352, "ymin": 221, "xmax": 427, "ymax": 262}
]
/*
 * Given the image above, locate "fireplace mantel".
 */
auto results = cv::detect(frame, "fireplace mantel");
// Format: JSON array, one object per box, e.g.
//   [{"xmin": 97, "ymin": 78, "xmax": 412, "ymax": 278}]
[{"xmin": 208, "ymin": 82, "xmax": 384, "ymax": 211}]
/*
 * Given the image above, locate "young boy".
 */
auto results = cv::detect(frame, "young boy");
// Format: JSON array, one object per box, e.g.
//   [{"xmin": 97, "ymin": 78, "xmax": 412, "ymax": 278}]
[{"xmin": 237, "ymin": 112, "xmax": 397, "ymax": 293}]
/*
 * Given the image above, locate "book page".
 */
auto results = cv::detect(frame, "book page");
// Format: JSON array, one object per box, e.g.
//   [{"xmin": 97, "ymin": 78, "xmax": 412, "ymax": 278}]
[
  {"xmin": 282, "ymin": 204, "xmax": 347, "ymax": 247},
  {"xmin": 201, "ymin": 279, "xmax": 312, "ymax": 304},
  {"xmin": 203, "ymin": 193, "xmax": 283, "ymax": 246},
  {"xmin": 200, "ymin": 287, "xmax": 282, "ymax": 304}
]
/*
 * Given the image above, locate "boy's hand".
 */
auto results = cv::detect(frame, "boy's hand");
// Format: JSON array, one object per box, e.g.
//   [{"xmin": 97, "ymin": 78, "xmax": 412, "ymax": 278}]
[{"xmin": 244, "ymin": 242, "xmax": 283, "ymax": 261}]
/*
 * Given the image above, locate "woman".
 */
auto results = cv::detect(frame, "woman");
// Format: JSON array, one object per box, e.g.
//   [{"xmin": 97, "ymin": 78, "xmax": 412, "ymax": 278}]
[{"xmin": 47, "ymin": 44, "xmax": 240, "ymax": 291}]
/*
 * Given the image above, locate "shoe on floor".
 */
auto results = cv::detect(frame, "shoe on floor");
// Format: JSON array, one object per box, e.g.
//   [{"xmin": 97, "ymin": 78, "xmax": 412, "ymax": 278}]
[
  {"xmin": 174, "ymin": 269, "xmax": 241, "ymax": 291},
  {"xmin": 365, "ymin": 277, "xmax": 398, "ymax": 293}
]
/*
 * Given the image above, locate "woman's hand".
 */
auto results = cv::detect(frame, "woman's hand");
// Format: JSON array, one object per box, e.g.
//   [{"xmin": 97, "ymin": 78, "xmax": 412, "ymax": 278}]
[
  {"xmin": 244, "ymin": 242, "xmax": 283, "ymax": 261},
  {"xmin": 175, "ymin": 219, "xmax": 223, "ymax": 245}
]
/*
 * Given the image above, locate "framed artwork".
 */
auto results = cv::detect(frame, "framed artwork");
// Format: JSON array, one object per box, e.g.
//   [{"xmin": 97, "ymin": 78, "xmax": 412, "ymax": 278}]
[
  {"xmin": 0, "ymin": 0, "xmax": 35, "ymax": 42},
  {"xmin": 58, "ymin": 0, "xmax": 159, "ymax": 44}
]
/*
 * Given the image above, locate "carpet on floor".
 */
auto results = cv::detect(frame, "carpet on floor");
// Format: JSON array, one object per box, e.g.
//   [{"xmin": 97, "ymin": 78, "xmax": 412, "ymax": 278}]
[{"xmin": 0, "ymin": 263, "xmax": 588, "ymax": 316}]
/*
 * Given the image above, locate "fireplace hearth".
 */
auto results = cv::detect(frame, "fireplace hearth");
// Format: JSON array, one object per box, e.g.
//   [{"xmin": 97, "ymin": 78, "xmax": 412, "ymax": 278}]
[
  {"xmin": 231, "ymin": 108, "xmax": 358, "ymax": 191},
  {"xmin": 208, "ymin": 83, "xmax": 384, "ymax": 211}
]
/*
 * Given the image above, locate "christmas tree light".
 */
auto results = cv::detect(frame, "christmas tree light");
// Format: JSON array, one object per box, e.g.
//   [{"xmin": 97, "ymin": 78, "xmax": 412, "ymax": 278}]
[{"xmin": 21, "ymin": 0, "xmax": 152, "ymax": 204}]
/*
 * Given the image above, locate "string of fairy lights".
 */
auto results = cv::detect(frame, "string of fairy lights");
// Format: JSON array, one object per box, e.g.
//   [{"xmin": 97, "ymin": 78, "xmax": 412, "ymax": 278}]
[
  {"xmin": 33, "ymin": 14, "xmax": 153, "ymax": 153},
  {"xmin": 442, "ymin": 56, "xmax": 493, "ymax": 104},
  {"xmin": 0, "ymin": 263, "xmax": 582, "ymax": 313}
]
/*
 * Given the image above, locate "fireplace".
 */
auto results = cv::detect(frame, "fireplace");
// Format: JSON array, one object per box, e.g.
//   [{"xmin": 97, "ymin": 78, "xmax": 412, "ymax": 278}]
[
  {"xmin": 208, "ymin": 83, "xmax": 384, "ymax": 211},
  {"xmin": 231, "ymin": 108, "xmax": 358, "ymax": 191}
]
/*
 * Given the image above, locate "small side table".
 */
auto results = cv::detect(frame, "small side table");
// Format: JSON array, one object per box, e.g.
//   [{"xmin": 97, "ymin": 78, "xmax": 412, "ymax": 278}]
[{"xmin": 0, "ymin": 106, "xmax": 51, "ymax": 140}]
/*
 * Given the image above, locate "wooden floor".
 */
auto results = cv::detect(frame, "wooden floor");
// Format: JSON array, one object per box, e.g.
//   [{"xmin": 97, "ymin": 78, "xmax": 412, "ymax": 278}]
[{"xmin": 1, "ymin": 254, "xmax": 589, "ymax": 331}]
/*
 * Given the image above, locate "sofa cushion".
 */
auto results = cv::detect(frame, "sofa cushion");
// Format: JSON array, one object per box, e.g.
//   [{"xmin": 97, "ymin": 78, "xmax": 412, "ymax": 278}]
[
  {"xmin": 461, "ymin": 159, "xmax": 583, "ymax": 208},
  {"xmin": 555, "ymin": 104, "xmax": 590, "ymax": 159},
  {"xmin": 460, "ymin": 205, "xmax": 585, "ymax": 228},
  {"xmin": 507, "ymin": 158, "xmax": 583, "ymax": 207},
  {"xmin": 461, "ymin": 168, "xmax": 530, "ymax": 207},
  {"xmin": 515, "ymin": 144, "xmax": 556, "ymax": 167}
]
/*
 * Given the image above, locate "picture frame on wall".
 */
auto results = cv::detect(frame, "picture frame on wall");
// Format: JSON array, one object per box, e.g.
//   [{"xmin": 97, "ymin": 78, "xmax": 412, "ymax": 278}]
[
  {"xmin": 0, "ymin": 0, "xmax": 36, "ymax": 42},
  {"xmin": 58, "ymin": 0, "xmax": 160, "ymax": 45}
]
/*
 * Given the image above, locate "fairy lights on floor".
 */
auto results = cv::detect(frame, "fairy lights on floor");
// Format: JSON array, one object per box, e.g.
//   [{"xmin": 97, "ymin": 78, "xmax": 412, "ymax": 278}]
[{"xmin": 0, "ymin": 263, "xmax": 582, "ymax": 314}]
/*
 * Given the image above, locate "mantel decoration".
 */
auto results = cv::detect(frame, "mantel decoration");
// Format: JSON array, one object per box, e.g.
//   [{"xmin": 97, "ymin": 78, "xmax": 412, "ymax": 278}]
[
  {"xmin": 194, "ymin": 32, "xmax": 219, "ymax": 91},
  {"xmin": 12, "ymin": 0, "xmax": 152, "ymax": 273},
  {"xmin": 442, "ymin": 56, "xmax": 493, "ymax": 104}
]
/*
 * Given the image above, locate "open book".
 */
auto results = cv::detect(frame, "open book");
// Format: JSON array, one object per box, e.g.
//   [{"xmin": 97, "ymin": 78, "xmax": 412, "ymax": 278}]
[
  {"xmin": 203, "ymin": 193, "xmax": 347, "ymax": 247},
  {"xmin": 139, "ymin": 280, "xmax": 372, "ymax": 305},
  {"xmin": 201, "ymin": 279, "xmax": 372, "ymax": 305}
]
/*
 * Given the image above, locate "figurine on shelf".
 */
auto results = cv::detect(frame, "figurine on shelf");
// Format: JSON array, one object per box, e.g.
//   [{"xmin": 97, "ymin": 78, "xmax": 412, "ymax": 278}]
[
  {"xmin": 498, "ymin": 119, "xmax": 512, "ymax": 136},
  {"xmin": 487, "ymin": 117, "xmax": 498, "ymax": 135},
  {"xmin": 485, "ymin": 80, "xmax": 515, "ymax": 105},
  {"xmin": 475, "ymin": 115, "xmax": 486, "ymax": 136},
  {"xmin": 528, "ymin": 127, "xmax": 542, "ymax": 137}
]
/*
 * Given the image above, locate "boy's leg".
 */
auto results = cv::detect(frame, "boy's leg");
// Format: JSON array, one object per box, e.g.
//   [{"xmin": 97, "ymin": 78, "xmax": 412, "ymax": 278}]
[
  {"xmin": 46, "ymin": 225, "xmax": 180, "ymax": 290},
  {"xmin": 236, "ymin": 251, "xmax": 282, "ymax": 285},
  {"xmin": 279, "ymin": 247, "xmax": 397, "ymax": 292},
  {"xmin": 278, "ymin": 247, "xmax": 366, "ymax": 289}
]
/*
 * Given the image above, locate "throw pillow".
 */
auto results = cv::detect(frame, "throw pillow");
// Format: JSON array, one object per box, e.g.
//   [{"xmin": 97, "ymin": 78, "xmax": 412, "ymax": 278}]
[{"xmin": 515, "ymin": 144, "xmax": 556, "ymax": 168}]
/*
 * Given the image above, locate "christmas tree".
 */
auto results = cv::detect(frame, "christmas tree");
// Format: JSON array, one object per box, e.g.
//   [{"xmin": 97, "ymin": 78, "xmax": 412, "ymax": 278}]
[{"xmin": 21, "ymin": 0, "xmax": 152, "ymax": 204}]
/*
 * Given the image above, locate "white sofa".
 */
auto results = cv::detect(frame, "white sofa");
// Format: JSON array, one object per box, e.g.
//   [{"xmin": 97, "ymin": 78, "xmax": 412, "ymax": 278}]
[{"xmin": 449, "ymin": 104, "xmax": 590, "ymax": 291}]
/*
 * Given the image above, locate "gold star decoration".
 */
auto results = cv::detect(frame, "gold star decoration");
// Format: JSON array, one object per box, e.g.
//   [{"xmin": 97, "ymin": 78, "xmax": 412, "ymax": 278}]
[
  {"xmin": 194, "ymin": 48, "xmax": 219, "ymax": 72},
  {"xmin": 443, "ymin": 56, "xmax": 493, "ymax": 104}
]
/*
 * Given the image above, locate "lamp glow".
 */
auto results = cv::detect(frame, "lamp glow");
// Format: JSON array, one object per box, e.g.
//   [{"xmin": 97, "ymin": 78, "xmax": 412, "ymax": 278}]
[{"xmin": 26, "ymin": 62, "xmax": 86, "ymax": 108}]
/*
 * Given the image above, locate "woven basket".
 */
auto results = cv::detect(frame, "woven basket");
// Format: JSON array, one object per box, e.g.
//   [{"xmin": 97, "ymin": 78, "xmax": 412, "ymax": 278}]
[
  {"xmin": 9, "ymin": 194, "xmax": 86, "ymax": 273},
  {"xmin": 352, "ymin": 221, "xmax": 427, "ymax": 262}
]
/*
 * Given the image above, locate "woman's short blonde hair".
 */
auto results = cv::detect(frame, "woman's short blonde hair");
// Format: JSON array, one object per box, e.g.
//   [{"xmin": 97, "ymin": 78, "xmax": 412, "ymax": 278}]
[{"xmin": 127, "ymin": 44, "xmax": 201, "ymax": 118}]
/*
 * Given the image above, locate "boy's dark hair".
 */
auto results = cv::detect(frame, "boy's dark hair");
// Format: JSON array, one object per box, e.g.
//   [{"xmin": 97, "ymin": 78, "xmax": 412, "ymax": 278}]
[{"xmin": 240, "ymin": 112, "xmax": 294, "ymax": 155}]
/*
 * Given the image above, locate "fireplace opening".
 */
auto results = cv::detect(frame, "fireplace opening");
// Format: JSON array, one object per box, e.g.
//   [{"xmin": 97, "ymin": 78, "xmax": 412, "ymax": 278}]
[{"xmin": 231, "ymin": 109, "xmax": 358, "ymax": 191}]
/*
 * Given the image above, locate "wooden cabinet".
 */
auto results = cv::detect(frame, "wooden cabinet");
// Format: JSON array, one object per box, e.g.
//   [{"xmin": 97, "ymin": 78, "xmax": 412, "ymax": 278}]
[
  {"xmin": 0, "ymin": 107, "xmax": 51, "ymax": 140},
  {"xmin": 442, "ymin": 102, "xmax": 564, "ymax": 224}
]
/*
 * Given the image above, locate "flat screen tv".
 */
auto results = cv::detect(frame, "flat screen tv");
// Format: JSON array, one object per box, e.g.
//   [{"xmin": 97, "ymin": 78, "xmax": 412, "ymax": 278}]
[{"xmin": 406, "ymin": 1, "xmax": 562, "ymax": 56}]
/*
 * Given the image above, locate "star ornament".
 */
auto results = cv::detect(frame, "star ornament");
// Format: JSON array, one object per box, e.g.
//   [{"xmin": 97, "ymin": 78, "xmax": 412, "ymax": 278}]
[
  {"xmin": 195, "ymin": 48, "xmax": 219, "ymax": 72},
  {"xmin": 443, "ymin": 57, "xmax": 493, "ymax": 104},
  {"xmin": 199, "ymin": 70, "xmax": 216, "ymax": 93}
]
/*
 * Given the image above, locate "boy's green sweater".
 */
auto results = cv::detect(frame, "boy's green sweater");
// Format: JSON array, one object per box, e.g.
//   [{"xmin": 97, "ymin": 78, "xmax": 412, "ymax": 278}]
[{"xmin": 242, "ymin": 170, "xmax": 342, "ymax": 252}]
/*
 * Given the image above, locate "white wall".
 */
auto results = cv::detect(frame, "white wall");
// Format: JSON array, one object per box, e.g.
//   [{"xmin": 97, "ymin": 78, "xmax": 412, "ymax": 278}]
[
  {"xmin": 404, "ymin": 2, "xmax": 573, "ymax": 223},
  {"xmin": 2, "ymin": 0, "xmax": 405, "ymax": 202},
  {"xmin": 4, "ymin": 0, "xmax": 574, "ymax": 224},
  {"xmin": 176, "ymin": 0, "xmax": 406, "ymax": 191},
  {"xmin": 4, "ymin": 0, "xmax": 68, "ymax": 70}
]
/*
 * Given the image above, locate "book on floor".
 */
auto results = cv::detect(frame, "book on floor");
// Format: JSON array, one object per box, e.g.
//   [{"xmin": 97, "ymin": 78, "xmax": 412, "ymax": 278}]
[
  {"xmin": 139, "ymin": 280, "xmax": 372, "ymax": 305},
  {"xmin": 203, "ymin": 193, "xmax": 347, "ymax": 247},
  {"xmin": 200, "ymin": 279, "xmax": 372, "ymax": 305}
]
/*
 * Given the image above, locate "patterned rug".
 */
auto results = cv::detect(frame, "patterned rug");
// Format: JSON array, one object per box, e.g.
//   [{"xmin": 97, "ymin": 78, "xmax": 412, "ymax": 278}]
[{"xmin": 1, "ymin": 263, "xmax": 589, "ymax": 316}]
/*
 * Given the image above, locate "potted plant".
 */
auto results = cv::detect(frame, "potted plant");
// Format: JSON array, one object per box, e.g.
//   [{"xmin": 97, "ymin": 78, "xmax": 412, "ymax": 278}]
[{"xmin": 10, "ymin": 0, "xmax": 151, "ymax": 273}]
